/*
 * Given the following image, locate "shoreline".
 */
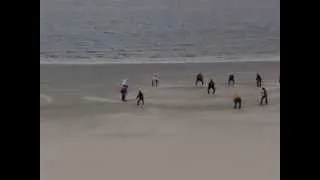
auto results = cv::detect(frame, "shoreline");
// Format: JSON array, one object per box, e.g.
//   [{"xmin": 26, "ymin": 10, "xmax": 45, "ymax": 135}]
[{"xmin": 40, "ymin": 59, "xmax": 280, "ymax": 67}]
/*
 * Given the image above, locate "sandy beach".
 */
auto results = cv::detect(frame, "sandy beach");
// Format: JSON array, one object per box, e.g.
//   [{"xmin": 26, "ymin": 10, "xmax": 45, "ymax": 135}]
[{"xmin": 40, "ymin": 61, "xmax": 280, "ymax": 180}]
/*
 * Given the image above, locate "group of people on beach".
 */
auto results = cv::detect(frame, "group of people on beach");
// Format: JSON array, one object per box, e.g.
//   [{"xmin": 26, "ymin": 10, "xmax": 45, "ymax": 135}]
[
  {"xmin": 231, "ymin": 73, "xmax": 268, "ymax": 109},
  {"xmin": 193, "ymin": 72, "xmax": 270, "ymax": 109},
  {"xmin": 195, "ymin": 73, "xmax": 216, "ymax": 95},
  {"xmin": 120, "ymin": 72, "xmax": 278, "ymax": 109},
  {"xmin": 120, "ymin": 73, "xmax": 159, "ymax": 106}
]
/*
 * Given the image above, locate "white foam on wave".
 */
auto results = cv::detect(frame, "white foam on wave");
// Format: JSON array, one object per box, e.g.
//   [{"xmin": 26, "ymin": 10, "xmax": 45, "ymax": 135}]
[{"xmin": 40, "ymin": 55, "xmax": 280, "ymax": 65}]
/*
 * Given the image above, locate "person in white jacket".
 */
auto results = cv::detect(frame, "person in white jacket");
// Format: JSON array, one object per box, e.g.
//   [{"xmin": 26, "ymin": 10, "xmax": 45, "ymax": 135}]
[
  {"xmin": 152, "ymin": 73, "xmax": 159, "ymax": 87},
  {"xmin": 120, "ymin": 79, "xmax": 128, "ymax": 102}
]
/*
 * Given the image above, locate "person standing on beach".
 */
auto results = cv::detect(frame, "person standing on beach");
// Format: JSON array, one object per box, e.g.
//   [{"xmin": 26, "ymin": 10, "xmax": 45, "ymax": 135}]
[
  {"xmin": 260, "ymin": 87, "xmax": 268, "ymax": 105},
  {"xmin": 152, "ymin": 73, "xmax": 159, "ymax": 87},
  {"xmin": 207, "ymin": 79, "xmax": 216, "ymax": 95},
  {"xmin": 256, "ymin": 73, "xmax": 262, "ymax": 87},
  {"xmin": 228, "ymin": 73, "xmax": 235, "ymax": 87},
  {"xmin": 136, "ymin": 89, "xmax": 144, "ymax": 106},
  {"xmin": 120, "ymin": 79, "xmax": 128, "ymax": 102},
  {"xmin": 195, "ymin": 73, "xmax": 204, "ymax": 87},
  {"xmin": 233, "ymin": 94, "xmax": 242, "ymax": 109}
]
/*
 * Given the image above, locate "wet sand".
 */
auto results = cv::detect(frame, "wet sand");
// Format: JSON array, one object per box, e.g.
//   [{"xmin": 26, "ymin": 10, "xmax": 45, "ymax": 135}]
[{"xmin": 40, "ymin": 61, "xmax": 280, "ymax": 180}]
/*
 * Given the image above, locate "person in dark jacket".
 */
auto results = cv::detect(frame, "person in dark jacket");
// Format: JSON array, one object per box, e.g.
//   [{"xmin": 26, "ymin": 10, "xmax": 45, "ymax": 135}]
[
  {"xmin": 233, "ymin": 94, "xmax": 242, "ymax": 109},
  {"xmin": 260, "ymin": 87, "xmax": 268, "ymax": 105},
  {"xmin": 207, "ymin": 79, "xmax": 216, "ymax": 95},
  {"xmin": 195, "ymin": 73, "xmax": 204, "ymax": 87},
  {"xmin": 120, "ymin": 85, "xmax": 128, "ymax": 102},
  {"xmin": 228, "ymin": 73, "xmax": 235, "ymax": 87},
  {"xmin": 256, "ymin": 73, "xmax": 262, "ymax": 87},
  {"xmin": 136, "ymin": 89, "xmax": 144, "ymax": 106}
]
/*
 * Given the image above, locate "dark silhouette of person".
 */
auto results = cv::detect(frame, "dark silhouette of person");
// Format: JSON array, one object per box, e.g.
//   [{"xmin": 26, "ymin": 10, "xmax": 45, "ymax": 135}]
[
  {"xmin": 233, "ymin": 94, "xmax": 242, "ymax": 109},
  {"xmin": 256, "ymin": 73, "xmax": 262, "ymax": 87},
  {"xmin": 195, "ymin": 73, "xmax": 204, "ymax": 87},
  {"xmin": 120, "ymin": 85, "xmax": 128, "ymax": 102},
  {"xmin": 136, "ymin": 89, "xmax": 144, "ymax": 106},
  {"xmin": 207, "ymin": 79, "xmax": 216, "ymax": 95},
  {"xmin": 260, "ymin": 87, "xmax": 268, "ymax": 105},
  {"xmin": 228, "ymin": 73, "xmax": 235, "ymax": 87}
]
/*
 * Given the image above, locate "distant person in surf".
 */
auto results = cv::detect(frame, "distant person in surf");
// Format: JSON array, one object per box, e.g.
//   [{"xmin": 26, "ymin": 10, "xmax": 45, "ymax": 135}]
[
  {"xmin": 195, "ymin": 73, "xmax": 204, "ymax": 87},
  {"xmin": 233, "ymin": 94, "xmax": 242, "ymax": 109},
  {"xmin": 207, "ymin": 79, "xmax": 216, "ymax": 95},
  {"xmin": 228, "ymin": 73, "xmax": 235, "ymax": 87},
  {"xmin": 136, "ymin": 89, "xmax": 144, "ymax": 106},
  {"xmin": 152, "ymin": 73, "xmax": 159, "ymax": 87},
  {"xmin": 260, "ymin": 87, "xmax": 268, "ymax": 105},
  {"xmin": 256, "ymin": 73, "xmax": 262, "ymax": 87},
  {"xmin": 120, "ymin": 79, "xmax": 128, "ymax": 102}
]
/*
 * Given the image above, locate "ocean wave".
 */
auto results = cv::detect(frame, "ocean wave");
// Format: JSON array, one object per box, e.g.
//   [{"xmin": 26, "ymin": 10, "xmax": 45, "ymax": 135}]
[{"xmin": 40, "ymin": 55, "xmax": 280, "ymax": 65}]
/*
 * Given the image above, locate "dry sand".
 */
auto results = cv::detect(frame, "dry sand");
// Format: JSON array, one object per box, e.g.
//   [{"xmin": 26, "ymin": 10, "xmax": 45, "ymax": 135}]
[{"xmin": 40, "ymin": 62, "xmax": 280, "ymax": 180}]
